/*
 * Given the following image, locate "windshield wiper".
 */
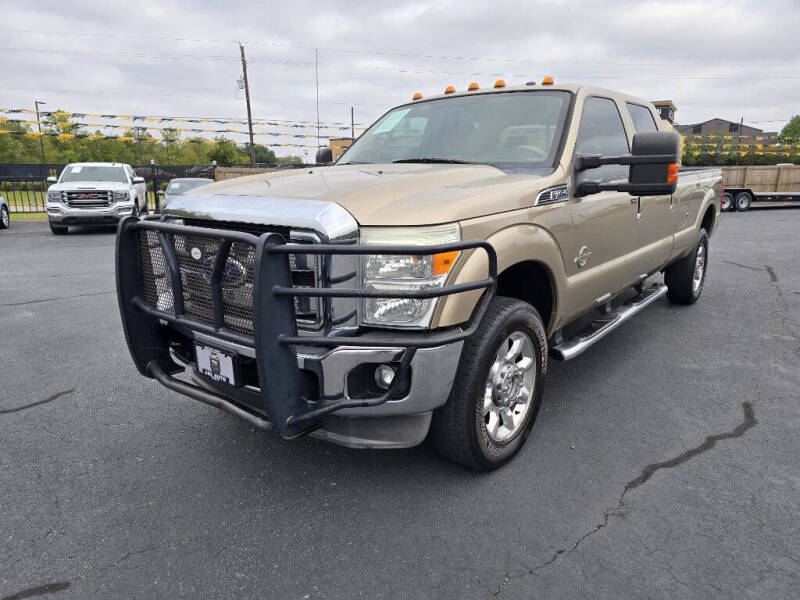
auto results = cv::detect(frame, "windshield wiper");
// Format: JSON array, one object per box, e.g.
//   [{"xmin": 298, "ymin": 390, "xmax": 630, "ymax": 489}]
[{"xmin": 393, "ymin": 157, "xmax": 476, "ymax": 164}]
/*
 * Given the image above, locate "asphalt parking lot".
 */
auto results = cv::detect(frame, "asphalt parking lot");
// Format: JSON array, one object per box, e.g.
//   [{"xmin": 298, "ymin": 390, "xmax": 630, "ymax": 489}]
[{"xmin": 2, "ymin": 209, "xmax": 799, "ymax": 600}]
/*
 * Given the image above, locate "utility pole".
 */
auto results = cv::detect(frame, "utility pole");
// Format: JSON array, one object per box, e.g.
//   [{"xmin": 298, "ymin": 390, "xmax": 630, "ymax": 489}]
[
  {"xmin": 239, "ymin": 43, "xmax": 256, "ymax": 166},
  {"xmin": 34, "ymin": 100, "xmax": 46, "ymax": 179},
  {"xmin": 315, "ymin": 48, "xmax": 321, "ymax": 149}
]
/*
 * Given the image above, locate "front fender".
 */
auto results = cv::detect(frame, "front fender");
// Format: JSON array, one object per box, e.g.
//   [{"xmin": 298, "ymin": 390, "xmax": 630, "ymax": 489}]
[{"xmin": 432, "ymin": 222, "xmax": 567, "ymax": 331}]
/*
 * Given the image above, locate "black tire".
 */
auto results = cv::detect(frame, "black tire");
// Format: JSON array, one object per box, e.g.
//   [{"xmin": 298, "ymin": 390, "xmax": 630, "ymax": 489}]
[
  {"xmin": 721, "ymin": 192, "xmax": 733, "ymax": 212},
  {"xmin": 665, "ymin": 229, "xmax": 709, "ymax": 305},
  {"xmin": 735, "ymin": 191, "xmax": 751, "ymax": 211},
  {"xmin": 0, "ymin": 205, "xmax": 9, "ymax": 229},
  {"xmin": 431, "ymin": 297, "xmax": 547, "ymax": 471},
  {"xmin": 49, "ymin": 222, "xmax": 68, "ymax": 235}
]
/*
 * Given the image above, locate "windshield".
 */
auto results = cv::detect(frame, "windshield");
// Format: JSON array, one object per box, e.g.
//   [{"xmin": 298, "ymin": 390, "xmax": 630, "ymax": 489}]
[
  {"xmin": 167, "ymin": 179, "xmax": 212, "ymax": 195},
  {"xmin": 339, "ymin": 90, "xmax": 571, "ymax": 168},
  {"xmin": 60, "ymin": 165, "xmax": 128, "ymax": 183}
]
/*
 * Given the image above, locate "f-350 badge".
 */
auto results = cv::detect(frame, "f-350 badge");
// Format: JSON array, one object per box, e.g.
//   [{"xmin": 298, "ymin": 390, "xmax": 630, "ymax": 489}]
[{"xmin": 574, "ymin": 246, "xmax": 592, "ymax": 268}]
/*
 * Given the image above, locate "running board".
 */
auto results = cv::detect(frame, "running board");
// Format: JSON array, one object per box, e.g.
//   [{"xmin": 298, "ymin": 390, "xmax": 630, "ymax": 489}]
[{"xmin": 550, "ymin": 284, "xmax": 668, "ymax": 361}]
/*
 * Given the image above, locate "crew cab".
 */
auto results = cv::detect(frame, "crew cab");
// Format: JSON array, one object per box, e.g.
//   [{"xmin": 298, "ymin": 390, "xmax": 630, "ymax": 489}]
[
  {"xmin": 46, "ymin": 162, "xmax": 148, "ymax": 234},
  {"xmin": 116, "ymin": 81, "xmax": 721, "ymax": 470}
]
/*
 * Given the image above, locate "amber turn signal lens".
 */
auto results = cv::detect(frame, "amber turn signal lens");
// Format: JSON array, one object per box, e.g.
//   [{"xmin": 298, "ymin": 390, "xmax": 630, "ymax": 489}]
[
  {"xmin": 433, "ymin": 251, "xmax": 460, "ymax": 276},
  {"xmin": 667, "ymin": 163, "xmax": 679, "ymax": 184},
  {"xmin": 467, "ymin": 82, "xmax": 479, "ymax": 91},
  {"xmin": 541, "ymin": 76, "xmax": 554, "ymax": 85},
  {"xmin": 444, "ymin": 85, "xmax": 456, "ymax": 94},
  {"xmin": 493, "ymin": 79, "xmax": 506, "ymax": 88},
  {"xmin": 412, "ymin": 92, "xmax": 423, "ymax": 100}
]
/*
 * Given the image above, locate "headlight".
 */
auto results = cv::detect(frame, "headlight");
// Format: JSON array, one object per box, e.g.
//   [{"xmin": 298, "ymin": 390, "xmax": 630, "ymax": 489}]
[
  {"xmin": 113, "ymin": 191, "xmax": 129, "ymax": 201},
  {"xmin": 360, "ymin": 223, "xmax": 461, "ymax": 328},
  {"xmin": 47, "ymin": 191, "xmax": 61, "ymax": 202}
]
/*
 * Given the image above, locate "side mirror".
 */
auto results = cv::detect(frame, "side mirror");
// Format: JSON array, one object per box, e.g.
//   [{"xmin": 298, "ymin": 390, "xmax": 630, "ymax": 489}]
[
  {"xmin": 315, "ymin": 146, "xmax": 333, "ymax": 165},
  {"xmin": 157, "ymin": 190, "xmax": 165, "ymax": 196},
  {"xmin": 132, "ymin": 176, "xmax": 146, "ymax": 184},
  {"xmin": 574, "ymin": 131, "xmax": 680, "ymax": 197},
  {"xmin": 46, "ymin": 176, "xmax": 58, "ymax": 184}
]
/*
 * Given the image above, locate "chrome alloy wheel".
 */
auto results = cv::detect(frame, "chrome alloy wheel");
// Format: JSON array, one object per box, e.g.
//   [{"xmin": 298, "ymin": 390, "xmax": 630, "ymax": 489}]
[
  {"xmin": 482, "ymin": 331, "xmax": 536, "ymax": 444},
  {"xmin": 693, "ymin": 242, "xmax": 706, "ymax": 295}
]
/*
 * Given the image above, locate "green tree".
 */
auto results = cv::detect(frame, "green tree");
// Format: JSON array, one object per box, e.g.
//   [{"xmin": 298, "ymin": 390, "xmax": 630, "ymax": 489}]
[
  {"xmin": 779, "ymin": 115, "xmax": 800, "ymax": 143},
  {"xmin": 207, "ymin": 137, "xmax": 242, "ymax": 166},
  {"xmin": 253, "ymin": 144, "xmax": 277, "ymax": 164}
]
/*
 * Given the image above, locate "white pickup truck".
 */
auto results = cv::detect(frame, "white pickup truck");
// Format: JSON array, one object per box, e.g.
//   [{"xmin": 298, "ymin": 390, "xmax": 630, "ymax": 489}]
[{"xmin": 46, "ymin": 162, "xmax": 148, "ymax": 235}]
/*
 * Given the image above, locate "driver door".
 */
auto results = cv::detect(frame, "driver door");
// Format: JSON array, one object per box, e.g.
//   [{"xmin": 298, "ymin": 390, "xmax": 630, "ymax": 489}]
[{"xmin": 565, "ymin": 96, "xmax": 641, "ymax": 313}]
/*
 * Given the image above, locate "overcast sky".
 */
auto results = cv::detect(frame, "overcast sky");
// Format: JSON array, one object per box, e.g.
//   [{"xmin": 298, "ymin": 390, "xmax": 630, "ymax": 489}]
[{"xmin": 1, "ymin": 0, "xmax": 798, "ymax": 156}]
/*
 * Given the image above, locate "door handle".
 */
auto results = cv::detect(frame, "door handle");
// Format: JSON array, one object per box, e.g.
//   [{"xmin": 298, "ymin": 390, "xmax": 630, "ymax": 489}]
[{"xmin": 630, "ymin": 197, "xmax": 638, "ymax": 204}]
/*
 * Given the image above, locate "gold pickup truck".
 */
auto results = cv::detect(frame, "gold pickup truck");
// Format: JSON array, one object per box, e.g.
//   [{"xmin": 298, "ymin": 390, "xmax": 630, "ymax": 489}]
[{"xmin": 116, "ymin": 81, "xmax": 722, "ymax": 470}]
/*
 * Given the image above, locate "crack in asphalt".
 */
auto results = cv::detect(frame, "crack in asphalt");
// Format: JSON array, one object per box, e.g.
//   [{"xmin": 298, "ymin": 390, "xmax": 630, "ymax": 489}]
[
  {"xmin": 0, "ymin": 290, "xmax": 114, "ymax": 307},
  {"xmin": 722, "ymin": 260, "xmax": 762, "ymax": 271},
  {"xmin": 491, "ymin": 402, "xmax": 757, "ymax": 598},
  {"xmin": 764, "ymin": 265, "xmax": 778, "ymax": 283},
  {"xmin": 0, "ymin": 389, "xmax": 75, "ymax": 415},
  {"xmin": 0, "ymin": 582, "xmax": 70, "ymax": 600}
]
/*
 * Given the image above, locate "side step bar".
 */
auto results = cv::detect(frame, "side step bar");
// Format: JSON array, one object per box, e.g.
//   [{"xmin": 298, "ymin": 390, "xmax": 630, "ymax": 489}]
[{"xmin": 550, "ymin": 284, "xmax": 668, "ymax": 361}]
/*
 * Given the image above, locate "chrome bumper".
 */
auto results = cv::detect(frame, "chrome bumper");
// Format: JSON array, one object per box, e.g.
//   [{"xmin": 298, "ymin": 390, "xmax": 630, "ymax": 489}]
[{"xmin": 47, "ymin": 202, "xmax": 134, "ymax": 222}]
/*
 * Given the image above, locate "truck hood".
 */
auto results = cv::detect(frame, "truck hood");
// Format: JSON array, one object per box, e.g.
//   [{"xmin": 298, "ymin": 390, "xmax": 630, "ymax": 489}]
[
  {"xmin": 170, "ymin": 163, "xmax": 553, "ymax": 227},
  {"xmin": 48, "ymin": 181, "xmax": 131, "ymax": 191}
]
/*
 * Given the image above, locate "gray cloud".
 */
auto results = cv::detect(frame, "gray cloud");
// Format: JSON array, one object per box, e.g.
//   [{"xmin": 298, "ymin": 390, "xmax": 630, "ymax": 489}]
[{"xmin": 2, "ymin": 0, "xmax": 798, "ymax": 155}]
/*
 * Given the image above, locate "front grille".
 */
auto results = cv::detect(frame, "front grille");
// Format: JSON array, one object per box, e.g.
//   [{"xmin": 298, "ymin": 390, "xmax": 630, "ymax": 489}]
[
  {"xmin": 137, "ymin": 224, "xmax": 322, "ymax": 336},
  {"xmin": 64, "ymin": 190, "xmax": 112, "ymax": 207}
]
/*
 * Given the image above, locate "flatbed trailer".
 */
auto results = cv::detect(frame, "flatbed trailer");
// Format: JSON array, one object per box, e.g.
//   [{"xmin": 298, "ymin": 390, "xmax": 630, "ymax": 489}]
[{"xmin": 721, "ymin": 164, "xmax": 800, "ymax": 211}]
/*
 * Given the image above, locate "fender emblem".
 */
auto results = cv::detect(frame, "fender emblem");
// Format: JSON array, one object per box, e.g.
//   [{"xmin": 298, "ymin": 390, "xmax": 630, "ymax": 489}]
[{"xmin": 574, "ymin": 246, "xmax": 592, "ymax": 268}]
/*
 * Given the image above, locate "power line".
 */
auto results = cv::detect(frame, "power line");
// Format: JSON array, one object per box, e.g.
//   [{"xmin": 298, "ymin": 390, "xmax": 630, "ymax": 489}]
[
  {"xmin": 0, "ymin": 86, "xmax": 385, "ymax": 107},
  {"xmin": 5, "ymin": 46, "xmax": 800, "ymax": 80},
  {"xmin": 2, "ymin": 28, "xmax": 799, "ymax": 68}
]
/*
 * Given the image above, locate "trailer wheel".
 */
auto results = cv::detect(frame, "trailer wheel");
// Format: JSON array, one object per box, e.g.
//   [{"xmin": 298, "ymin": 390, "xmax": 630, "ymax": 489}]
[
  {"xmin": 431, "ymin": 297, "xmax": 546, "ymax": 471},
  {"xmin": 721, "ymin": 192, "xmax": 733, "ymax": 212},
  {"xmin": 735, "ymin": 191, "xmax": 752, "ymax": 211}
]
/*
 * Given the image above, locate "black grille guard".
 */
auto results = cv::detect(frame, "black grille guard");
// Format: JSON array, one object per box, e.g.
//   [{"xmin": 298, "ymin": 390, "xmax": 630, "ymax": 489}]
[{"xmin": 116, "ymin": 216, "xmax": 497, "ymax": 438}]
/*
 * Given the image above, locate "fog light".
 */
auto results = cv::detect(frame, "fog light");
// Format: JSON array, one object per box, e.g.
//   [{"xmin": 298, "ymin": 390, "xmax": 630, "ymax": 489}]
[{"xmin": 374, "ymin": 364, "xmax": 396, "ymax": 390}]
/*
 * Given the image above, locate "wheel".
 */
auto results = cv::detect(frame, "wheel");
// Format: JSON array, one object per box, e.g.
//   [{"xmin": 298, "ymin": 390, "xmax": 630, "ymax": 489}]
[
  {"xmin": 49, "ymin": 222, "xmax": 68, "ymax": 235},
  {"xmin": 665, "ymin": 228, "xmax": 709, "ymax": 305},
  {"xmin": 735, "ymin": 191, "xmax": 752, "ymax": 211},
  {"xmin": 431, "ymin": 297, "xmax": 547, "ymax": 471},
  {"xmin": 0, "ymin": 205, "xmax": 9, "ymax": 229},
  {"xmin": 721, "ymin": 192, "xmax": 733, "ymax": 212}
]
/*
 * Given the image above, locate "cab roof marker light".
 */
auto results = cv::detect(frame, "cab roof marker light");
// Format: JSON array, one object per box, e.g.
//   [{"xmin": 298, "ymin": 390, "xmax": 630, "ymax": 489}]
[
  {"xmin": 541, "ymin": 76, "xmax": 554, "ymax": 85},
  {"xmin": 412, "ymin": 92, "xmax": 423, "ymax": 100},
  {"xmin": 467, "ymin": 82, "xmax": 479, "ymax": 91},
  {"xmin": 444, "ymin": 85, "xmax": 456, "ymax": 94},
  {"xmin": 494, "ymin": 79, "xmax": 506, "ymax": 88}
]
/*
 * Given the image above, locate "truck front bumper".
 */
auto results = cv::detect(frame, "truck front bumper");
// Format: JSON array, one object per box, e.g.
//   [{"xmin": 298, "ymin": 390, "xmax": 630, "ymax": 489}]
[
  {"xmin": 116, "ymin": 217, "xmax": 495, "ymax": 448},
  {"xmin": 47, "ymin": 202, "xmax": 135, "ymax": 225}
]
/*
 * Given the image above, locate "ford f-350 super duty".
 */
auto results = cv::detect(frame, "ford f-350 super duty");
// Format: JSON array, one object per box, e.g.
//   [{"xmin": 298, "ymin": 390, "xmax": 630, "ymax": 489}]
[{"xmin": 116, "ymin": 81, "xmax": 722, "ymax": 470}]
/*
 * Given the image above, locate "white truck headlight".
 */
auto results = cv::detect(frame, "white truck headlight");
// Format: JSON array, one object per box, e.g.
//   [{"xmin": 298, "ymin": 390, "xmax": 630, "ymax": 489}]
[
  {"xmin": 47, "ymin": 191, "xmax": 61, "ymax": 202},
  {"xmin": 360, "ymin": 223, "xmax": 461, "ymax": 328},
  {"xmin": 113, "ymin": 190, "xmax": 129, "ymax": 201}
]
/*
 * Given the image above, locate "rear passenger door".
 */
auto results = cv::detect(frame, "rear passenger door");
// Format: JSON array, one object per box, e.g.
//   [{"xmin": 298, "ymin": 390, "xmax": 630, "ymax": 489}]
[
  {"xmin": 625, "ymin": 102, "xmax": 674, "ymax": 268},
  {"xmin": 566, "ymin": 96, "xmax": 641, "ymax": 308}
]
